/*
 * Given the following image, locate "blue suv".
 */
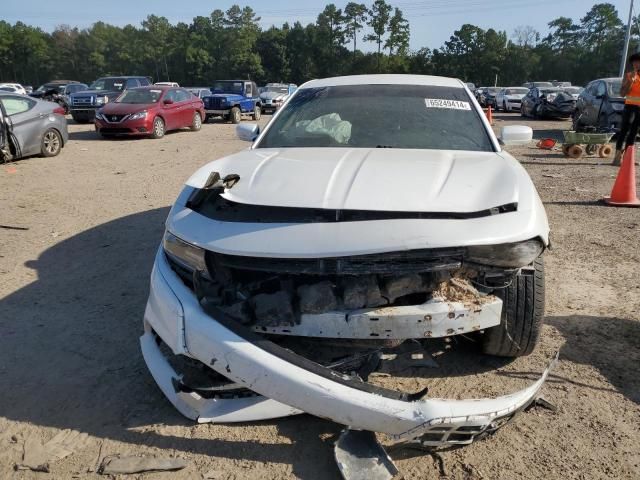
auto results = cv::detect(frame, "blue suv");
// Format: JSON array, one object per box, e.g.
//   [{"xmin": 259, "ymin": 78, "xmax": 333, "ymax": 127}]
[{"xmin": 203, "ymin": 80, "xmax": 262, "ymax": 124}]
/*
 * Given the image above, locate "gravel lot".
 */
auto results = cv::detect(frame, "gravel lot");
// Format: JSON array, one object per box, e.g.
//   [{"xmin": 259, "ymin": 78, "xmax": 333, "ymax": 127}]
[{"xmin": 1, "ymin": 113, "xmax": 639, "ymax": 479}]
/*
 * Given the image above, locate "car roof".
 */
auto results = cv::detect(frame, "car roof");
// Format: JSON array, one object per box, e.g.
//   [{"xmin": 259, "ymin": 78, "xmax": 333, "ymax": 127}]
[
  {"xmin": 301, "ymin": 74, "xmax": 465, "ymax": 89},
  {"xmin": 129, "ymin": 85, "xmax": 172, "ymax": 90},
  {"xmin": 96, "ymin": 76, "xmax": 149, "ymax": 79}
]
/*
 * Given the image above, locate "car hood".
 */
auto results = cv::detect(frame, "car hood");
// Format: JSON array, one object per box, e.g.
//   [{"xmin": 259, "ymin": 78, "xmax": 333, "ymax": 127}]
[
  {"xmin": 71, "ymin": 89, "xmax": 121, "ymax": 97},
  {"xmin": 186, "ymin": 148, "xmax": 522, "ymax": 214},
  {"xmin": 260, "ymin": 91, "xmax": 287, "ymax": 101},
  {"xmin": 100, "ymin": 103, "xmax": 156, "ymax": 114},
  {"xmin": 209, "ymin": 93, "xmax": 244, "ymax": 100}
]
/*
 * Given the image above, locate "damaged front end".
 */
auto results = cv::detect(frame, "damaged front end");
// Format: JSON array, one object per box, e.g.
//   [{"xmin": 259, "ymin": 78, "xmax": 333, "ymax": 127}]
[{"xmin": 142, "ymin": 224, "xmax": 553, "ymax": 448}]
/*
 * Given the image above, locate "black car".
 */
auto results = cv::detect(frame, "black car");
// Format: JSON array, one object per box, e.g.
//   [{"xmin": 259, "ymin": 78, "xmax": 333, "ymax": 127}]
[
  {"xmin": 520, "ymin": 87, "xmax": 576, "ymax": 119},
  {"xmin": 479, "ymin": 87, "xmax": 502, "ymax": 108},
  {"xmin": 573, "ymin": 78, "xmax": 624, "ymax": 132},
  {"xmin": 30, "ymin": 80, "xmax": 88, "ymax": 113},
  {"xmin": 69, "ymin": 76, "xmax": 152, "ymax": 123}
]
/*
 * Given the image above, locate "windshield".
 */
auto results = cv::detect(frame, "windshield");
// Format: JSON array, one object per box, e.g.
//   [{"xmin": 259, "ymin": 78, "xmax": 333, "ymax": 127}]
[
  {"xmin": 90, "ymin": 78, "xmax": 126, "ymax": 91},
  {"xmin": 257, "ymin": 84, "xmax": 493, "ymax": 151},
  {"xmin": 265, "ymin": 86, "xmax": 289, "ymax": 94},
  {"xmin": 506, "ymin": 88, "xmax": 528, "ymax": 95},
  {"xmin": 211, "ymin": 81, "xmax": 243, "ymax": 94},
  {"xmin": 563, "ymin": 87, "xmax": 583, "ymax": 94},
  {"xmin": 607, "ymin": 81, "xmax": 622, "ymax": 97},
  {"xmin": 486, "ymin": 88, "xmax": 501, "ymax": 94},
  {"xmin": 540, "ymin": 88, "xmax": 560, "ymax": 95},
  {"xmin": 116, "ymin": 89, "xmax": 162, "ymax": 104},
  {"xmin": 534, "ymin": 82, "xmax": 553, "ymax": 87}
]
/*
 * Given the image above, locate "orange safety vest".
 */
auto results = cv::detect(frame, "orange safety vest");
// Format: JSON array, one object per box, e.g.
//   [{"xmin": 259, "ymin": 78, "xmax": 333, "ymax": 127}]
[{"xmin": 626, "ymin": 73, "xmax": 640, "ymax": 105}]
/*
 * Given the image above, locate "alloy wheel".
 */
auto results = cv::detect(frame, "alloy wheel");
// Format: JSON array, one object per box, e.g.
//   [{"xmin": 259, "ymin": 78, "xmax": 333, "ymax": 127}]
[{"xmin": 43, "ymin": 130, "xmax": 60, "ymax": 155}]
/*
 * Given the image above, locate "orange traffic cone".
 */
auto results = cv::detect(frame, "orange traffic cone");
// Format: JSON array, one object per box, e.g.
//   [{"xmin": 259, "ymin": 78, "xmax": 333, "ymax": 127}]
[
  {"xmin": 603, "ymin": 145, "xmax": 640, "ymax": 207},
  {"xmin": 486, "ymin": 105, "xmax": 493, "ymax": 125}
]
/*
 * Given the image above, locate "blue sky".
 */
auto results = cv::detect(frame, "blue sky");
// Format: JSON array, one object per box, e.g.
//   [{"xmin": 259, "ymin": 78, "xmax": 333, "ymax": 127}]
[{"xmin": 1, "ymin": 0, "xmax": 634, "ymax": 50}]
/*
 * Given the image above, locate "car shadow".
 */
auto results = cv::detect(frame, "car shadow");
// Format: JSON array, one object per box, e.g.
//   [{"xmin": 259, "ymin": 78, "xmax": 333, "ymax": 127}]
[
  {"xmin": 507, "ymin": 316, "xmax": 640, "ymax": 405},
  {"xmin": 4, "ymin": 209, "xmax": 637, "ymax": 475},
  {"xmin": 68, "ymin": 129, "xmax": 99, "ymax": 141},
  {"xmin": 0, "ymin": 207, "xmax": 343, "ymax": 478}
]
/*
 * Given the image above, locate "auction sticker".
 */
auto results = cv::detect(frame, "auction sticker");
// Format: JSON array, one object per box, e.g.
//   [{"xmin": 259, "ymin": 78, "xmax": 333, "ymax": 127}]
[{"xmin": 424, "ymin": 98, "xmax": 471, "ymax": 110}]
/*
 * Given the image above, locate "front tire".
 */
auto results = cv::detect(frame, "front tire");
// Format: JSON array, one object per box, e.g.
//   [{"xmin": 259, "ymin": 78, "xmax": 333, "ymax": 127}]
[
  {"xmin": 191, "ymin": 112, "xmax": 202, "ymax": 131},
  {"xmin": 151, "ymin": 117, "xmax": 165, "ymax": 139},
  {"xmin": 482, "ymin": 257, "xmax": 545, "ymax": 357},
  {"xmin": 41, "ymin": 129, "xmax": 62, "ymax": 157},
  {"xmin": 230, "ymin": 107, "xmax": 241, "ymax": 124},
  {"xmin": 503, "ymin": 101, "xmax": 507, "ymax": 112},
  {"xmin": 253, "ymin": 105, "xmax": 261, "ymax": 121}
]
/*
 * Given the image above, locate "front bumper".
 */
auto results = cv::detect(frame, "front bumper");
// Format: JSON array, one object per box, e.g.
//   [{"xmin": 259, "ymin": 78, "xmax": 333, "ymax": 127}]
[
  {"xmin": 540, "ymin": 104, "xmax": 575, "ymax": 118},
  {"xmin": 142, "ymin": 247, "xmax": 555, "ymax": 445},
  {"xmin": 205, "ymin": 109, "xmax": 229, "ymax": 115},
  {"xmin": 95, "ymin": 117, "xmax": 153, "ymax": 136}
]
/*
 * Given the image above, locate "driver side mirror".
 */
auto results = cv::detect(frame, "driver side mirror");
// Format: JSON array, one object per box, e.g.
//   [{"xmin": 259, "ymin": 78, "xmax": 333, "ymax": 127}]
[
  {"xmin": 163, "ymin": 98, "xmax": 174, "ymax": 105},
  {"xmin": 500, "ymin": 125, "xmax": 533, "ymax": 146},
  {"xmin": 236, "ymin": 123, "xmax": 260, "ymax": 142}
]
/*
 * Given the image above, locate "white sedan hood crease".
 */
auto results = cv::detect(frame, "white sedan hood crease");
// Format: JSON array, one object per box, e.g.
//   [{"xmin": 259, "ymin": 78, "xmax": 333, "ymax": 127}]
[{"xmin": 190, "ymin": 148, "xmax": 520, "ymax": 213}]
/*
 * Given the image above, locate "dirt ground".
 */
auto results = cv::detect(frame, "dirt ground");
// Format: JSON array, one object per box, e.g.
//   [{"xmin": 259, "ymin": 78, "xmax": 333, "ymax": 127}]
[{"xmin": 1, "ymin": 112, "xmax": 639, "ymax": 479}]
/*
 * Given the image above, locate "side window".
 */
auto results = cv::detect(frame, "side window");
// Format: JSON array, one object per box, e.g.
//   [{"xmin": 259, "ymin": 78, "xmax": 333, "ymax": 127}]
[
  {"xmin": 0, "ymin": 96, "xmax": 35, "ymax": 116},
  {"xmin": 138, "ymin": 77, "xmax": 150, "ymax": 86},
  {"xmin": 587, "ymin": 83, "xmax": 598, "ymax": 96},
  {"xmin": 245, "ymin": 83, "xmax": 252, "ymax": 97},
  {"xmin": 165, "ymin": 89, "xmax": 178, "ymax": 102},
  {"xmin": 596, "ymin": 82, "xmax": 606, "ymax": 97},
  {"xmin": 252, "ymin": 83, "xmax": 258, "ymax": 97},
  {"xmin": 125, "ymin": 79, "xmax": 139, "ymax": 89},
  {"xmin": 175, "ymin": 89, "xmax": 191, "ymax": 102}
]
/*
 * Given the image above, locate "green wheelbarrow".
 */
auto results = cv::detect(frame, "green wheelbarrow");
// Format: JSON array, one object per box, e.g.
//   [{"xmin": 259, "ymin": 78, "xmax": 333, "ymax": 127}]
[{"xmin": 562, "ymin": 131, "xmax": 614, "ymax": 159}]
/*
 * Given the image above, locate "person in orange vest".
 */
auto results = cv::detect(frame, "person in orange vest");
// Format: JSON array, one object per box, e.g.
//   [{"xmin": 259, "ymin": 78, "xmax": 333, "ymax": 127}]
[{"xmin": 615, "ymin": 52, "xmax": 640, "ymax": 165}]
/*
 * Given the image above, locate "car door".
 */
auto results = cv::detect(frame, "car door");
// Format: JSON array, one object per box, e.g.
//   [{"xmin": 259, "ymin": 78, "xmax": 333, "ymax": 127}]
[
  {"xmin": 575, "ymin": 82, "xmax": 592, "ymax": 123},
  {"xmin": 591, "ymin": 81, "xmax": 607, "ymax": 125},
  {"xmin": 241, "ymin": 82, "xmax": 254, "ymax": 112},
  {"xmin": 581, "ymin": 82, "xmax": 601, "ymax": 125},
  {"xmin": 174, "ymin": 89, "xmax": 194, "ymax": 127},
  {"xmin": 161, "ymin": 89, "xmax": 180, "ymax": 130},
  {"xmin": 0, "ymin": 95, "xmax": 42, "ymax": 157}
]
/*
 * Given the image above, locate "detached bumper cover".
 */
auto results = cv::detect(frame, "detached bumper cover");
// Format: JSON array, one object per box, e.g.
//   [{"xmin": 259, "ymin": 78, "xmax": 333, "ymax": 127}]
[{"xmin": 142, "ymin": 248, "xmax": 555, "ymax": 444}]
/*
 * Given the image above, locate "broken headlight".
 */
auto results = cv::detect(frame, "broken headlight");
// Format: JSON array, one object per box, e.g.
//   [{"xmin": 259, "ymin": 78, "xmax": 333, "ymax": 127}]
[
  {"xmin": 163, "ymin": 231, "xmax": 207, "ymax": 273},
  {"xmin": 466, "ymin": 239, "xmax": 544, "ymax": 268}
]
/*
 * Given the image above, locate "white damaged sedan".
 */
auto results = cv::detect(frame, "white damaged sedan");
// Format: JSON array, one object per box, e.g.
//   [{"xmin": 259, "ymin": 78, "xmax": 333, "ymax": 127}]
[{"xmin": 141, "ymin": 75, "xmax": 553, "ymax": 448}]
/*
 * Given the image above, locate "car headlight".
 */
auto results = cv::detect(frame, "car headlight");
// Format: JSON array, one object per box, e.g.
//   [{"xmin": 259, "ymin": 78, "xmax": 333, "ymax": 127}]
[
  {"xmin": 611, "ymin": 103, "xmax": 624, "ymax": 112},
  {"xmin": 95, "ymin": 96, "xmax": 109, "ymax": 105},
  {"xmin": 163, "ymin": 231, "xmax": 208, "ymax": 273},
  {"xmin": 546, "ymin": 94, "xmax": 557, "ymax": 102},
  {"xmin": 129, "ymin": 111, "xmax": 147, "ymax": 120},
  {"xmin": 466, "ymin": 239, "xmax": 544, "ymax": 268},
  {"xmin": 95, "ymin": 111, "xmax": 104, "ymax": 120}
]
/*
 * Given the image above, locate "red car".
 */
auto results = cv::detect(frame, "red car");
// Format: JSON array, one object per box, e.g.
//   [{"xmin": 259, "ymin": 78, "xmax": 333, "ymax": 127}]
[{"xmin": 95, "ymin": 86, "xmax": 205, "ymax": 139}]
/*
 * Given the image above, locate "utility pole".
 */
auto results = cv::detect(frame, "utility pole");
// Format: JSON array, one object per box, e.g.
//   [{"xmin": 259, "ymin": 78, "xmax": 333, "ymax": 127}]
[{"xmin": 620, "ymin": 0, "xmax": 635, "ymax": 77}]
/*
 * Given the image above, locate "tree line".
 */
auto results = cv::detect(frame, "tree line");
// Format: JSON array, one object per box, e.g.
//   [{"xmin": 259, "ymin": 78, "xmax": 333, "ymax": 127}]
[{"xmin": 0, "ymin": 2, "xmax": 637, "ymax": 89}]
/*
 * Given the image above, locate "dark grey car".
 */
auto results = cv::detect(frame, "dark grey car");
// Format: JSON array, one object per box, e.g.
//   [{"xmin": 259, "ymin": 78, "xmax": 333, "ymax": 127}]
[
  {"xmin": 0, "ymin": 93, "xmax": 69, "ymax": 159},
  {"xmin": 573, "ymin": 78, "xmax": 624, "ymax": 131}
]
